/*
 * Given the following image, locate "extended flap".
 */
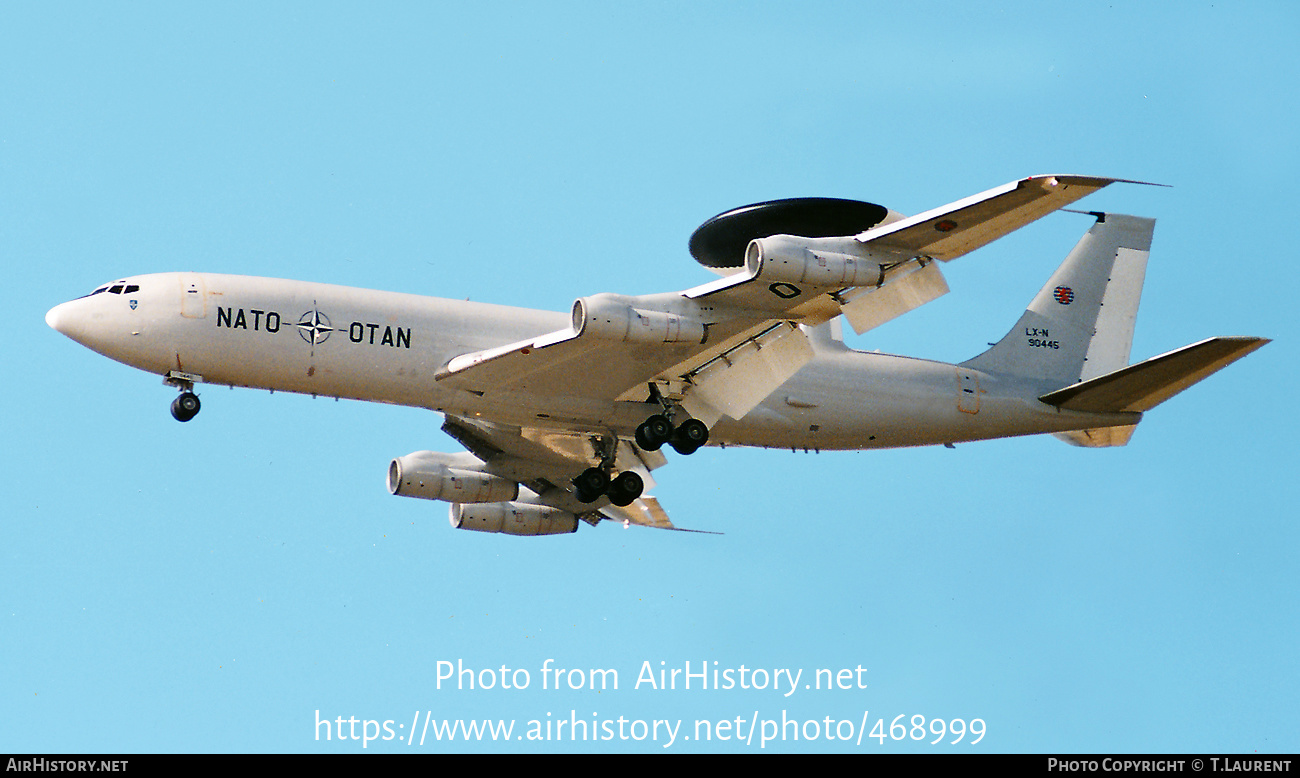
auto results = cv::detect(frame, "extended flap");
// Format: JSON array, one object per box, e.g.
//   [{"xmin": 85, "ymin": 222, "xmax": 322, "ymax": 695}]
[
  {"xmin": 839, "ymin": 260, "xmax": 949, "ymax": 335},
  {"xmin": 685, "ymin": 322, "xmax": 815, "ymax": 421}
]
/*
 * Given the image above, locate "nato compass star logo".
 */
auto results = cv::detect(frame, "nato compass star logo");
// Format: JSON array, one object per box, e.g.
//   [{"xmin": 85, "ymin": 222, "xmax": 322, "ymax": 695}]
[{"xmin": 296, "ymin": 306, "xmax": 336, "ymax": 349}]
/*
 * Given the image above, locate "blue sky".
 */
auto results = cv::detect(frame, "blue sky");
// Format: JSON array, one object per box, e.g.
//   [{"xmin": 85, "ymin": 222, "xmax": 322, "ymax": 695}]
[{"xmin": 2, "ymin": 2, "xmax": 1295, "ymax": 753}]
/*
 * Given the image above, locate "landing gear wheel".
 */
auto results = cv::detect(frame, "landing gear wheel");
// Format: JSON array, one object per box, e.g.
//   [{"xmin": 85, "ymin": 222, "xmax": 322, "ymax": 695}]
[
  {"xmin": 607, "ymin": 471, "xmax": 644, "ymax": 507},
  {"xmin": 170, "ymin": 392, "xmax": 201, "ymax": 422},
  {"xmin": 635, "ymin": 415, "xmax": 674, "ymax": 451},
  {"xmin": 634, "ymin": 423, "xmax": 657, "ymax": 451},
  {"xmin": 575, "ymin": 487, "xmax": 603, "ymax": 504},
  {"xmin": 669, "ymin": 439, "xmax": 700, "ymax": 456},
  {"xmin": 667, "ymin": 419, "xmax": 707, "ymax": 455},
  {"xmin": 574, "ymin": 467, "xmax": 610, "ymax": 503},
  {"xmin": 675, "ymin": 419, "xmax": 709, "ymax": 447}
]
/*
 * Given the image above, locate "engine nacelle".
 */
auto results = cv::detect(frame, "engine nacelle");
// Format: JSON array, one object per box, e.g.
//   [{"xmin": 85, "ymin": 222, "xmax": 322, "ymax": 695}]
[
  {"xmin": 388, "ymin": 451, "xmax": 519, "ymax": 504},
  {"xmin": 746, "ymin": 235, "xmax": 894, "ymax": 288},
  {"xmin": 449, "ymin": 502, "xmax": 579, "ymax": 536},
  {"xmin": 572, "ymin": 294, "xmax": 706, "ymax": 344}
]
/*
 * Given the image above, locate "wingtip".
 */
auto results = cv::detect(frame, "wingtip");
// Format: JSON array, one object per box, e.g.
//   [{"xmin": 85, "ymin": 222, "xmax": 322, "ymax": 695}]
[
  {"xmin": 1235, "ymin": 336, "xmax": 1272, "ymax": 352},
  {"xmin": 1027, "ymin": 174, "xmax": 1171, "ymax": 189}
]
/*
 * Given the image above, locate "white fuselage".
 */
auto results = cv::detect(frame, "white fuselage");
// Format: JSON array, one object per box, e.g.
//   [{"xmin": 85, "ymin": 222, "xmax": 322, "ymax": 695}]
[{"xmin": 46, "ymin": 272, "xmax": 1134, "ymax": 449}]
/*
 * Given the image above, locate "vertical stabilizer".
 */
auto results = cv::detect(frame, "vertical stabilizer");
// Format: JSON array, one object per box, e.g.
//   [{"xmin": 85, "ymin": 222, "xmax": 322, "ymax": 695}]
[{"xmin": 962, "ymin": 213, "xmax": 1154, "ymax": 387}]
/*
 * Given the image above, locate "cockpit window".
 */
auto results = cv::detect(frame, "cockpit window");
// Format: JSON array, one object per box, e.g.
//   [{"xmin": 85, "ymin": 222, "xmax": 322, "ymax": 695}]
[{"xmin": 81, "ymin": 281, "xmax": 138, "ymax": 299}]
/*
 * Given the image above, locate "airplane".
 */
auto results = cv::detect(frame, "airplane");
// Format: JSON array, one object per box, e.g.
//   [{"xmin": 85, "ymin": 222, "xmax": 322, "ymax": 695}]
[{"xmin": 45, "ymin": 175, "xmax": 1268, "ymax": 537}]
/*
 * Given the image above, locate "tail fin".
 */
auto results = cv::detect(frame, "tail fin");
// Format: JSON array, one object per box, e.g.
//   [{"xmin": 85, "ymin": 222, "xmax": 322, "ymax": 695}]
[{"xmin": 962, "ymin": 213, "xmax": 1154, "ymax": 387}]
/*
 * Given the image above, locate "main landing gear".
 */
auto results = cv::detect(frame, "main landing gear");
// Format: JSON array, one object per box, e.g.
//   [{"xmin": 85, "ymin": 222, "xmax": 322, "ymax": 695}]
[
  {"xmin": 635, "ymin": 414, "xmax": 709, "ymax": 456},
  {"xmin": 573, "ymin": 467, "xmax": 644, "ymax": 507},
  {"xmin": 577, "ymin": 413, "xmax": 708, "ymax": 506},
  {"xmin": 572, "ymin": 433, "xmax": 648, "ymax": 507}
]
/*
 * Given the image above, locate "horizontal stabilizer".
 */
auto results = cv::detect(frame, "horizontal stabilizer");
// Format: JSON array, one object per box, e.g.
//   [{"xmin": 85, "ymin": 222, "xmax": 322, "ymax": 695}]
[
  {"xmin": 1038, "ymin": 337, "xmax": 1269, "ymax": 413},
  {"xmin": 1052, "ymin": 424, "xmax": 1139, "ymax": 448}
]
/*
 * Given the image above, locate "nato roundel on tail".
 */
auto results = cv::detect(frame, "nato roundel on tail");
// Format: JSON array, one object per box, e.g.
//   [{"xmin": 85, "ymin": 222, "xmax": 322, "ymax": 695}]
[{"xmin": 689, "ymin": 198, "xmax": 892, "ymax": 269}]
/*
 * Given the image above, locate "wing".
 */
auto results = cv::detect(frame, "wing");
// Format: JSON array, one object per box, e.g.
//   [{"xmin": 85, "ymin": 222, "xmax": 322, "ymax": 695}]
[
  {"xmin": 852, "ymin": 174, "xmax": 1141, "ymax": 260},
  {"xmin": 440, "ymin": 414, "xmax": 704, "ymax": 531},
  {"xmin": 435, "ymin": 175, "xmax": 1125, "ymax": 424},
  {"xmin": 686, "ymin": 174, "xmax": 1134, "ymax": 335}
]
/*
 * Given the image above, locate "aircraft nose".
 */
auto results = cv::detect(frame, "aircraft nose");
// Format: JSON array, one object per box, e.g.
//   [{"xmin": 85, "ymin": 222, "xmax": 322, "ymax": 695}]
[
  {"xmin": 46, "ymin": 300, "xmax": 74, "ymax": 335},
  {"xmin": 46, "ymin": 299, "xmax": 93, "ymax": 343}
]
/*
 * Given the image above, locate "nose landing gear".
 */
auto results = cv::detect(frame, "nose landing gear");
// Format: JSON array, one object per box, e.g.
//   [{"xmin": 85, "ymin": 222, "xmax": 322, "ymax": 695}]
[
  {"xmin": 170, "ymin": 392, "xmax": 201, "ymax": 422},
  {"xmin": 164, "ymin": 370, "xmax": 204, "ymax": 422}
]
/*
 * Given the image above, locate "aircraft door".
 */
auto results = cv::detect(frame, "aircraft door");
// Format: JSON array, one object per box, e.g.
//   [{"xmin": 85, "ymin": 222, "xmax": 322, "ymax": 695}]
[{"xmin": 180, "ymin": 274, "xmax": 206, "ymax": 318}]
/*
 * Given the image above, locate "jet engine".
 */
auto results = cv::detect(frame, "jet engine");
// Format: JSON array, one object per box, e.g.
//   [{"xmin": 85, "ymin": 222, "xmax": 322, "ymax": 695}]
[
  {"xmin": 572, "ymin": 294, "xmax": 706, "ymax": 344},
  {"xmin": 449, "ymin": 502, "xmax": 579, "ymax": 536},
  {"xmin": 388, "ymin": 451, "xmax": 519, "ymax": 504},
  {"xmin": 745, "ymin": 235, "xmax": 896, "ymax": 288}
]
